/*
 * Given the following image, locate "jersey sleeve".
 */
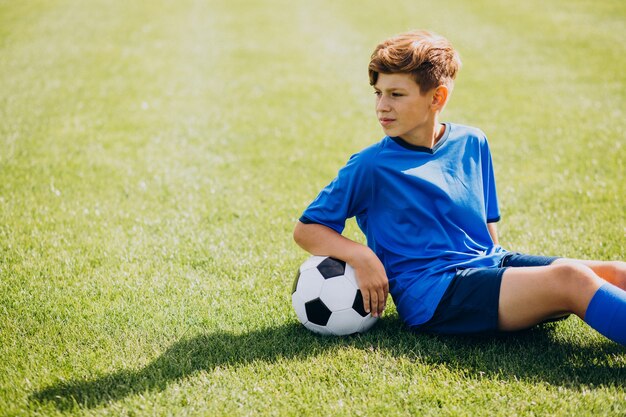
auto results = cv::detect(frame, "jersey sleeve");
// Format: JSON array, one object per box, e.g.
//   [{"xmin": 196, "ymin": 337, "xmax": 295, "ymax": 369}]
[
  {"xmin": 299, "ymin": 150, "xmax": 373, "ymax": 234},
  {"xmin": 480, "ymin": 137, "xmax": 501, "ymax": 223}
]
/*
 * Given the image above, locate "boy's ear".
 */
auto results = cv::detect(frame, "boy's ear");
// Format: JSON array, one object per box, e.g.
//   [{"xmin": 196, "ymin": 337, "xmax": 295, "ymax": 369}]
[{"xmin": 431, "ymin": 85, "xmax": 449, "ymax": 109}]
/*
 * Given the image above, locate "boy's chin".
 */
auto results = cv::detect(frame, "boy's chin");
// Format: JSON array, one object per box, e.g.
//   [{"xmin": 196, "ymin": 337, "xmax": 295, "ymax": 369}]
[{"xmin": 381, "ymin": 127, "xmax": 398, "ymax": 137}]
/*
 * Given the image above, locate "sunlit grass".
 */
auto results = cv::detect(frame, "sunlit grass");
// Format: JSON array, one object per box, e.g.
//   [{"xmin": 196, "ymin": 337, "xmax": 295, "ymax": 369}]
[{"xmin": 1, "ymin": 0, "xmax": 624, "ymax": 415}]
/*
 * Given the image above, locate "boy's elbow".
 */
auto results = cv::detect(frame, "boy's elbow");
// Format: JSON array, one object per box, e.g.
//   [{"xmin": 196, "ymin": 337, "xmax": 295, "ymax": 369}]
[
  {"xmin": 293, "ymin": 220, "xmax": 306, "ymax": 246},
  {"xmin": 293, "ymin": 220, "xmax": 316, "ymax": 250}
]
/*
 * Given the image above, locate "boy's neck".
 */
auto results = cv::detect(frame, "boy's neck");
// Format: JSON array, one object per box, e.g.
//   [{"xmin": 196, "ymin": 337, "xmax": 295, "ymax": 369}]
[{"xmin": 399, "ymin": 121, "xmax": 446, "ymax": 149}]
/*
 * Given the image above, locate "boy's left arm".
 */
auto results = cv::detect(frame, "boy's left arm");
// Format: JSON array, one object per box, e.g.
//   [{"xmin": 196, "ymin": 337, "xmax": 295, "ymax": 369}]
[{"xmin": 487, "ymin": 222, "xmax": 499, "ymax": 245}]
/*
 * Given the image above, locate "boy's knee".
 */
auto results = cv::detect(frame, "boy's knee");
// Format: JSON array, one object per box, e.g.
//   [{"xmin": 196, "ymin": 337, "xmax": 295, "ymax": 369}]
[
  {"xmin": 549, "ymin": 263, "xmax": 603, "ymax": 312},
  {"xmin": 552, "ymin": 262, "xmax": 591, "ymax": 278},
  {"xmin": 607, "ymin": 261, "xmax": 626, "ymax": 285},
  {"xmin": 607, "ymin": 261, "xmax": 626, "ymax": 273}
]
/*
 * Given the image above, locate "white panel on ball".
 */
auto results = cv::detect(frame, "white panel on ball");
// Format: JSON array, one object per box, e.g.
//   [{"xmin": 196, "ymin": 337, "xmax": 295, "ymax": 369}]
[
  {"xmin": 358, "ymin": 315, "xmax": 378, "ymax": 333},
  {"xmin": 299, "ymin": 256, "xmax": 326, "ymax": 272},
  {"xmin": 304, "ymin": 321, "xmax": 334, "ymax": 336},
  {"xmin": 295, "ymin": 269, "xmax": 325, "ymax": 301},
  {"xmin": 291, "ymin": 293, "xmax": 308, "ymax": 325},
  {"xmin": 319, "ymin": 276, "xmax": 357, "ymax": 311},
  {"xmin": 342, "ymin": 264, "xmax": 359, "ymax": 290},
  {"xmin": 326, "ymin": 309, "xmax": 366, "ymax": 336}
]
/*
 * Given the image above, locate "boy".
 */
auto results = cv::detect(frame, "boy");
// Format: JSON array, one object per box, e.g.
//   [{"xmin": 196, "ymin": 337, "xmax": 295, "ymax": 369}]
[{"xmin": 293, "ymin": 30, "xmax": 626, "ymax": 345}]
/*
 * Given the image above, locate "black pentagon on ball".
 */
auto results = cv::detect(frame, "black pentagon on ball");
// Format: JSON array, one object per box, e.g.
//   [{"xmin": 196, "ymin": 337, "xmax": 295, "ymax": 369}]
[
  {"xmin": 305, "ymin": 298, "xmax": 332, "ymax": 326},
  {"xmin": 317, "ymin": 257, "xmax": 346, "ymax": 279},
  {"xmin": 352, "ymin": 290, "xmax": 368, "ymax": 317}
]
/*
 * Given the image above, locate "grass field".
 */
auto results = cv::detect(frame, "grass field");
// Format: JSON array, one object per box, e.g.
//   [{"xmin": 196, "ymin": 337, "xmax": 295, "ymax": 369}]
[{"xmin": 1, "ymin": 0, "xmax": 625, "ymax": 415}]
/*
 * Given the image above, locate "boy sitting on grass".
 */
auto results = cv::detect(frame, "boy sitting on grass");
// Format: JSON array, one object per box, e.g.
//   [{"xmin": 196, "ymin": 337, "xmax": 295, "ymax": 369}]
[{"xmin": 293, "ymin": 30, "xmax": 626, "ymax": 345}]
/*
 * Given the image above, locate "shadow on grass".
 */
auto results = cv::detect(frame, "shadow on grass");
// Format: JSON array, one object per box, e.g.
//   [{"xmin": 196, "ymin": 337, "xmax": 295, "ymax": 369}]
[{"xmin": 30, "ymin": 317, "xmax": 624, "ymax": 411}]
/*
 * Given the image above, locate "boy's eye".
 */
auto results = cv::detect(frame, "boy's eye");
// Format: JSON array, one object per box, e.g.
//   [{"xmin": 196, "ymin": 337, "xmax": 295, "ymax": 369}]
[
  {"xmin": 374, "ymin": 91, "xmax": 382, "ymax": 96},
  {"xmin": 392, "ymin": 92, "xmax": 404, "ymax": 97}
]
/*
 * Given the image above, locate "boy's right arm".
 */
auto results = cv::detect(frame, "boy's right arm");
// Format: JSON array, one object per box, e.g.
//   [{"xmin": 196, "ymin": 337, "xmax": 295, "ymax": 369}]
[{"xmin": 293, "ymin": 221, "xmax": 388, "ymax": 318}]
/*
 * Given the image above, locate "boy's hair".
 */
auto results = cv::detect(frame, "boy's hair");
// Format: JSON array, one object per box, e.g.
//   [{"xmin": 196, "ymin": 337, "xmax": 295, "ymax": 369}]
[{"xmin": 368, "ymin": 30, "xmax": 461, "ymax": 93}]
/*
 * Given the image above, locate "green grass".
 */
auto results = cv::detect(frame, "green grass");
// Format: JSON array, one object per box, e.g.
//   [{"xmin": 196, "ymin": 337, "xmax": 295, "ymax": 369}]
[{"xmin": 1, "ymin": 0, "xmax": 624, "ymax": 415}]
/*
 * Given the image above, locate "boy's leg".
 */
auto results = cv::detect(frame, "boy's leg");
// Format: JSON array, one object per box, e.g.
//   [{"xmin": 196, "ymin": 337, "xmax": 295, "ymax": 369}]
[
  {"xmin": 552, "ymin": 259, "xmax": 626, "ymax": 290},
  {"xmin": 499, "ymin": 263, "xmax": 626, "ymax": 345},
  {"xmin": 498, "ymin": 262, "xmax": 603, "ymax": 330}
]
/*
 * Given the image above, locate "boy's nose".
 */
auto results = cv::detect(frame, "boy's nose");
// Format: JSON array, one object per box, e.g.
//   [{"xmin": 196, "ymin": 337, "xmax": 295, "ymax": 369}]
[{"xmin": 376, "ymin": 97, "xmax": 391, "ymax": 112}]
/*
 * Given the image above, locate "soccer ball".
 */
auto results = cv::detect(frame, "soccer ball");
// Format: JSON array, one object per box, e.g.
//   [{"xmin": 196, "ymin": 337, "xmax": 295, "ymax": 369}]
[{"xmin": 292, "ymin": 256, "xmax": 378, "ymax": 336}]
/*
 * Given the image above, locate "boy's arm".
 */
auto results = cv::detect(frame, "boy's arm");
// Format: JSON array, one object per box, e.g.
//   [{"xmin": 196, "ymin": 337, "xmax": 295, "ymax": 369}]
[
  {"xmin": 487, "ymin": 222, "xmax": 499, "ymax": 245},
  {"xmin": 293, "ymin": 221, "xmax": 388, "ymax": 318}
]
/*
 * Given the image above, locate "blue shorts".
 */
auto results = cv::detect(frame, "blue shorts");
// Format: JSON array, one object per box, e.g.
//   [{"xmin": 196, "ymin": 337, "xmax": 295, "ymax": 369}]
[{"xmin": 412, "ymin": 252, "xmax": 560, "ymax": 335}]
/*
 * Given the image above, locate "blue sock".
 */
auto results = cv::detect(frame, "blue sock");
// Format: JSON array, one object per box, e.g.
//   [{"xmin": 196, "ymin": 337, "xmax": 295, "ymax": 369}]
[{"xmin": 584, "ymin": 283, "xmax": 626, "ymax": 346}]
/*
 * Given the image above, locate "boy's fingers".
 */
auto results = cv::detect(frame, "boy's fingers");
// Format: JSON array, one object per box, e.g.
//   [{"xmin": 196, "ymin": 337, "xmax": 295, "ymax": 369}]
[
  {"xmin": 377, "ymin": 288, "xmax": 386, "ymax": 315},
  {"xmin": 362, "ymin": 285, "xmax": 387, "ymax": 318},
  {"xmin": 362, "ymin": 291, "xmax": 371, "ymax": 314},
  {"xmin": 383, "ymin": 284, "xmax": 389, "ymax": 311},
  {"xmin": 370, "ymin": 291, "xmax": 379, "ymax": 317}
]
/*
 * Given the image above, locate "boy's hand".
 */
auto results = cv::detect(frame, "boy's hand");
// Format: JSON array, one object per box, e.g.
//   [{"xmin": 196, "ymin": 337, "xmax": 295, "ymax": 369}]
[
  {"xmin": 293, "ymin": 221, "xmax": 388, "ymax": 318},
  {"xmin": 350, "ymin": 249, "xmax": 389, "ymax": 318}
]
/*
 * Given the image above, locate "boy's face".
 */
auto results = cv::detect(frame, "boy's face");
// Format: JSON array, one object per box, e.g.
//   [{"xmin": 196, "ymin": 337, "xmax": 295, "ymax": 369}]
[{"xmin": 373, "ymin": 73, "xmax": 435, "ymax": 142}]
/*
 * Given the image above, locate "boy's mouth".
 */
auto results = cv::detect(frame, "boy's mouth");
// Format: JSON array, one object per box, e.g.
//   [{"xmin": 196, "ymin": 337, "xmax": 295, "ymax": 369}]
[{"xmin": 379, "ymin": 118, "xmax": 395, "ymax": 127}]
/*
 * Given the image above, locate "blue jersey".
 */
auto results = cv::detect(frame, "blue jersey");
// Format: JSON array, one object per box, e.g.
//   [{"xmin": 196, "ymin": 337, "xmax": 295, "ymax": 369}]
[{"xmin": 300, "ymin": 122, "xmax": 507, "ymax": 326}]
